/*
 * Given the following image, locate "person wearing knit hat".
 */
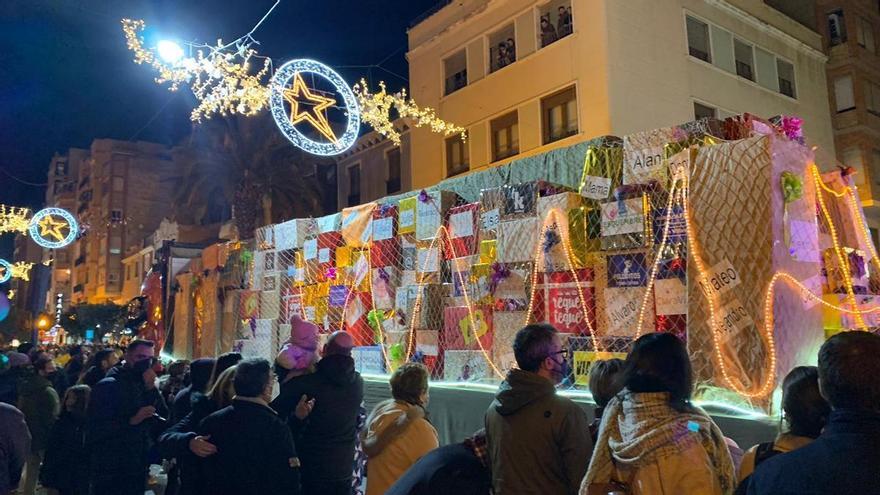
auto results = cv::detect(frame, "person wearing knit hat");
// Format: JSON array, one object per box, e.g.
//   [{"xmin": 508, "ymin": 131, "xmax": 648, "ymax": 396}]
[
  {"xmin": 0, "ymin": 353, "xmax": 32, "ymax": 405},
  {"xmin": 275, "ymin": 316, "xmax": 320, "ymax": 383}
]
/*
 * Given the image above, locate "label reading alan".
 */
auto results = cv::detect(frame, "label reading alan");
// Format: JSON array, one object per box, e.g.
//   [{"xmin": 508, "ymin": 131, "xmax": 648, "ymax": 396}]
[
  {"xmin": 718, "ymin": 299, "xmax": 754, "ymax": 343},
  {"xmin": 624, "ymin": 146, "xmax": 666, "ymax": 185},
  {"xmin": 581, "ymin": 175, "xmax": 612, "ymax": 200},
  {"xmin": 698, "ymin": 259, "xmax": 741, "ymax": 298}
]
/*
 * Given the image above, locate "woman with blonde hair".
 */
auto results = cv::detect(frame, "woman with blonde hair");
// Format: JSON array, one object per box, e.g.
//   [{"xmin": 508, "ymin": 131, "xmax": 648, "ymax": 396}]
[{"xmin": 364, "ymin": 362, "xmax": 438, "ymax": 495}]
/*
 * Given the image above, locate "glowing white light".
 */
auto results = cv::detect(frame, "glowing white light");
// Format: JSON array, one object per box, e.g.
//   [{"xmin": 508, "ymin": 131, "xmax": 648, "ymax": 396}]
[
  {"xmin": 269, "ymin": 59, "xmax": 360, "ymax": 156},
  {"xmin": 28, "ymin": 207, "xmax": 79, "ymax": 249},
  {"xmin": 157, "ymin": 40, "xmax": 184, "ymax": 64}
]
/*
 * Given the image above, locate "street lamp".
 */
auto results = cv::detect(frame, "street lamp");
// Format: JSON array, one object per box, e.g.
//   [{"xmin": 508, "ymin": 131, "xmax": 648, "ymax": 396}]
[
  {"xmin": 157, "ymin": 40, "xmax": 184, "ymax": 64},
  {"xmin": 36, "ymin": 315, "xmax": 50, "ymax": 330}
]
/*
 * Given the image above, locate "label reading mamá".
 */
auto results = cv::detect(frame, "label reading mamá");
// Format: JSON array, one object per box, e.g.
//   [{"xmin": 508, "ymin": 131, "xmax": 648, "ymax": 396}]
[{"xmin": 581, "ymin": 175, "xmax": 612, "ymax": 200}]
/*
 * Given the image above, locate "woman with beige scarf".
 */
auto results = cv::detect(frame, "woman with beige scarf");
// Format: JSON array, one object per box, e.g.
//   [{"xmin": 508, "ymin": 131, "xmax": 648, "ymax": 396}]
[{"xmin": 580, "ymin": 333, "xmax": 735, "ymax": 495}]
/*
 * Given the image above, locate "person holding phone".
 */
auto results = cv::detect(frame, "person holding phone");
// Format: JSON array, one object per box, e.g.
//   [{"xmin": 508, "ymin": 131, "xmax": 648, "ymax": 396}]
[{"xmin": 86, "ymin": 339, "xmax": 168, "ymax": 495}]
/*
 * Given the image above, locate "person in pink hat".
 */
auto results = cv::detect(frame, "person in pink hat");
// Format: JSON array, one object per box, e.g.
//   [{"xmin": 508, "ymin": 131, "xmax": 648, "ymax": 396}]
[
  {"xmin": 271, "ymin": 329, "xmax": 365, "ymax": 495},
  {"xmin": 275, "ymin": 316, "xmax": 321, "ymax": 385}
]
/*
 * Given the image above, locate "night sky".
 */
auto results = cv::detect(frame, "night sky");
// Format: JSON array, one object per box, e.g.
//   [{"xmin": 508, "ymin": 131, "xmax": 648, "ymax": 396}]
[{"xmin": 0, "ymin": 0, "xmax": 438, "ymax": 257}]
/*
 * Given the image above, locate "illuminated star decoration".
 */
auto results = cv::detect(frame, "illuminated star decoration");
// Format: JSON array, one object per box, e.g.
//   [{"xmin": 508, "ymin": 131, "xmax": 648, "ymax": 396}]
[
  {"xmin": 269, "ymin": 59, "xmax": 360, "ymax": 156},
  {"xmin": 28, "ymin": 207, "xmax": 79, "ymax": 249},
  {"xmin": 284, "ymin": 72, "xmax": 338, "ymax": 142},
  {"xmin": 38, "ymin": 215, "xmax": 67, "ymax": 241}
]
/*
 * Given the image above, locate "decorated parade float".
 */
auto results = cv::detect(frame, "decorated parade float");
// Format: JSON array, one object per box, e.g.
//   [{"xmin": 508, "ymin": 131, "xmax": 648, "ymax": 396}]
[{"xmin": 102, "ymin": 12, "xmax": 880, "ymax": 433}]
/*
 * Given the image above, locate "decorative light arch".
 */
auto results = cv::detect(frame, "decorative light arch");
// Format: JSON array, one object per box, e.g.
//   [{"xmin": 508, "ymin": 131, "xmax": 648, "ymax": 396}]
[
  {"xmin": 28, "ymin": 207, "xmax": 79, "ymax": 249},
  {"xmin": 269, "ymin": 59, "xmax": 360, "ymax": 156}
]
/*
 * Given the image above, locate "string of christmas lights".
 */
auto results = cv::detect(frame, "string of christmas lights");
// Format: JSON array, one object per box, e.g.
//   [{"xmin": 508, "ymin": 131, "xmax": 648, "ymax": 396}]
[
  {"xmin": 122, "ymin": 19, "xmax": 271, "ymax": 122},
  {"xmin": 0, "ymin": 205, "xmax": 31, "ymax": 234},
  {"xmin": 353, "ymin": 80, "xmax": 467, "ymax": 146}
]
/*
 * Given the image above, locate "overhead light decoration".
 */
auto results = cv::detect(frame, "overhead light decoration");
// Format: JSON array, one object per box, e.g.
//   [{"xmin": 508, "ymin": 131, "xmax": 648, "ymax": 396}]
[
  {"xmin": 121, "ymin": 12, "xmax": 469, "ymax": 151},
  {"xmin": 0, "ymin": 259, "xmax": 12, "ymax": 284},
  {"xmin": 353, "ymin": 80, "xmax": 467, "ymax": 146},
  {"xmin": 269, "ymin": 59, "xmax": 360, "ymax": 156},
  {"xmin": 28, "ymin": 207, "xmax": 79, "ymax": 249},
  {"xmin": 10, "ymin": 262, "xmax": 35, "ymax": 282},
  {"xmin": 122, "ymin": 18, "xmax": 271, "ymax": 122},
  {"xmin": 0, "ymin": 205, "xmax": 31, "ymax": 234}
]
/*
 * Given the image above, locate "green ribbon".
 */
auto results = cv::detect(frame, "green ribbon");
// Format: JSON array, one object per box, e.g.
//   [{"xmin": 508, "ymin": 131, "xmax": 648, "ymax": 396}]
[{"xmin": 781, "ymin": 171, "xmax": 803, "ymax": 204}]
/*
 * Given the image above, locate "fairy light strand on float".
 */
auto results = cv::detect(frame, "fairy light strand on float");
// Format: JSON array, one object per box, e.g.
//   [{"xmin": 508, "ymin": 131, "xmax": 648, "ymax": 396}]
[
  {"xmin": 525, "ymin": 208, "xmax": 600, "ymax": 353},
  {"xmin": 635, "ymin": 175, "xmax": 681, "ymax": 339},
  {"xmin": 810, "ymin": 164, "xmax": 868, "ymax": 329},
  {"xmin": 682, "ymin": 181, "xmax": 778, "ymax": 398}
]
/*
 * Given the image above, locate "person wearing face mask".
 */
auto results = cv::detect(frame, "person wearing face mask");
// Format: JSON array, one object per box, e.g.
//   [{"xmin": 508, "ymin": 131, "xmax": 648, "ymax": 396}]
[
  {"xmin": 485, "ymin": 323, "xmax": 592, "ymax": 495},
  {"xmin": 17, "ymin": 352, "xmax": 61, "ymax": 495},
  {"xmin": 86, "ymin": 339, "xmax": 168, "ymax": 495},
  {"xmin": 198, "ymin": 358, "xmax": 302, "ymax": 495}
]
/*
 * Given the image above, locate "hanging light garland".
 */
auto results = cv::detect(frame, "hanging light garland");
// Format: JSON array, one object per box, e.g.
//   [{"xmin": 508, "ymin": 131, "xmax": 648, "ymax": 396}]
[
  {"xmin": 353, "ymin": 80, "xmax": 467, "ymax": 146},
  {"xmin": 0, "ymin": 205, "xmax": 32, "ymax": 235},
  {"xmin": 122, "ymin": 19, "xmax": 271, "ymax": 122},
  {"xmin": 121, "ymin": 20, "xmax": 467, "ymax": 144}
]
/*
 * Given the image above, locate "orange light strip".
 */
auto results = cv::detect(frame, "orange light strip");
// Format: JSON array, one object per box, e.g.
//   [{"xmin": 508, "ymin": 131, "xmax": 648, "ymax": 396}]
[
  {"xmin": 635, "ymin": 179, "xmax": 679, "ymax": 338},
  {"xmin": 525, "ymin": 208, "xmax": 600, "ymax": 352},
  {"xmin": 809, "ymin": 164, "xmax": 867, "ymax": 329},
  {"xmin": 683, "ymin": 184, "xmax": 777, "ymax": 398},
  {"xmin": 443, "ymin": 227, "xmax": 504, "ymax": 379}
]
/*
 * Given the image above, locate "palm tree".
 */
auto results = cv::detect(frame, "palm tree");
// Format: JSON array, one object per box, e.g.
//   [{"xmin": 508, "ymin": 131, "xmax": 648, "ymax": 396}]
[{"xmin": 171, "ymin": 113, "xmax": 327, "ymax": 238}]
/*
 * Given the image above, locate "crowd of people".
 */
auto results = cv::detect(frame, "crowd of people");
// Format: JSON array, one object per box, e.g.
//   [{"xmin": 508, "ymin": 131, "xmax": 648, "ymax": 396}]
[{"xmin": 0, "ymin": 319, "xmax": 877, "ymax": 495}]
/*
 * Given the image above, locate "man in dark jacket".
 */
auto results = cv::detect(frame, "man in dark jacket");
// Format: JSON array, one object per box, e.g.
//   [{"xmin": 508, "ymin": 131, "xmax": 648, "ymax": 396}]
[
  {"xmin": 199, "ymin": 358, "xmax": 301, "ymax": 495},
  {"xmin": 18, "ymin": 352, "xmax": 60, "ymax": 495},
  {"xmin": 0, "ymin": 402, "xmax": 30, "ymax": 495},
  {"xmin": 271, "ymin": 331, "xmax": 364, "ymax": 495},
  {"xmin": 158, "ymin": 389, "xmax": 217, "ymax": 495},
  {"xmin": 387, "ymin": 429, "xmax": 491, "ymax": 495},
  {"xmin": 746, "ymin": 331, "xmax": 880, "ymax": 495},
  {"xmin": 485, "ymin": 323, "xmax": 592, "ymax": 495},
  {"xmin": 86, "ymin": 339, "xmax": 167, "ymax": 495},
  {"xmin": 171, "ymin": 357, "xmax": 215, "ymax": 424}
]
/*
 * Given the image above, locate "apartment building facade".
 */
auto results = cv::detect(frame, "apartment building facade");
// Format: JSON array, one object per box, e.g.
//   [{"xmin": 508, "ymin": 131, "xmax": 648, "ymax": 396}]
[
  {"xmin": 68, "ymin": 139, "xmax": 177, "ymax": 305},
  {"xmin": 405, "ymin": 0, "xmax": 835, "ymax": 188},
  {"xmin": 44, "ymin": 149, "xmax": 87, "ymax": 312},
  {"xmin": 814, "ymin": 1, "xmax": 880, "ymax": 234},
  {"xmin": 336, "ymin": 121, "xmax": 412, "ymax": 208}
]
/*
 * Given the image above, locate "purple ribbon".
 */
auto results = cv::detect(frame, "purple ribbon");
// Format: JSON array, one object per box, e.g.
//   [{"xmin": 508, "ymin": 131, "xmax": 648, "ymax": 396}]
[
  {"xmin": 489, "ymin": 262, "xmax": 511, "ymax": 294},
  {"xmin": 418, "ymin": 189, "xmax": 431, "ymax": 203}
]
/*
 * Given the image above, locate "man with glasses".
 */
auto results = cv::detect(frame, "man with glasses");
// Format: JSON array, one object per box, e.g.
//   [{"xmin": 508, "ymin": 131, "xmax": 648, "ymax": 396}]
[
  {"xmin": 87, "ymin": 339, "xmax": 168, "ymax": 495},
  {"xmin": 485, "ymin": 323, "xmax": 592, "ymax": 495}
]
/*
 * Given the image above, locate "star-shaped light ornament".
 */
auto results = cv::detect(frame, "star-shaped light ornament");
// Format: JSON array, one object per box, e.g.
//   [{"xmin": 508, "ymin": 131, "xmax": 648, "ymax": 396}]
[
  {"xmin": 38, "ymin": 215, "xmax": 69, "ymax": 241},
  {"xmin": 283, "ymin": 72, "xmax": 338, "ymax": 142}
]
